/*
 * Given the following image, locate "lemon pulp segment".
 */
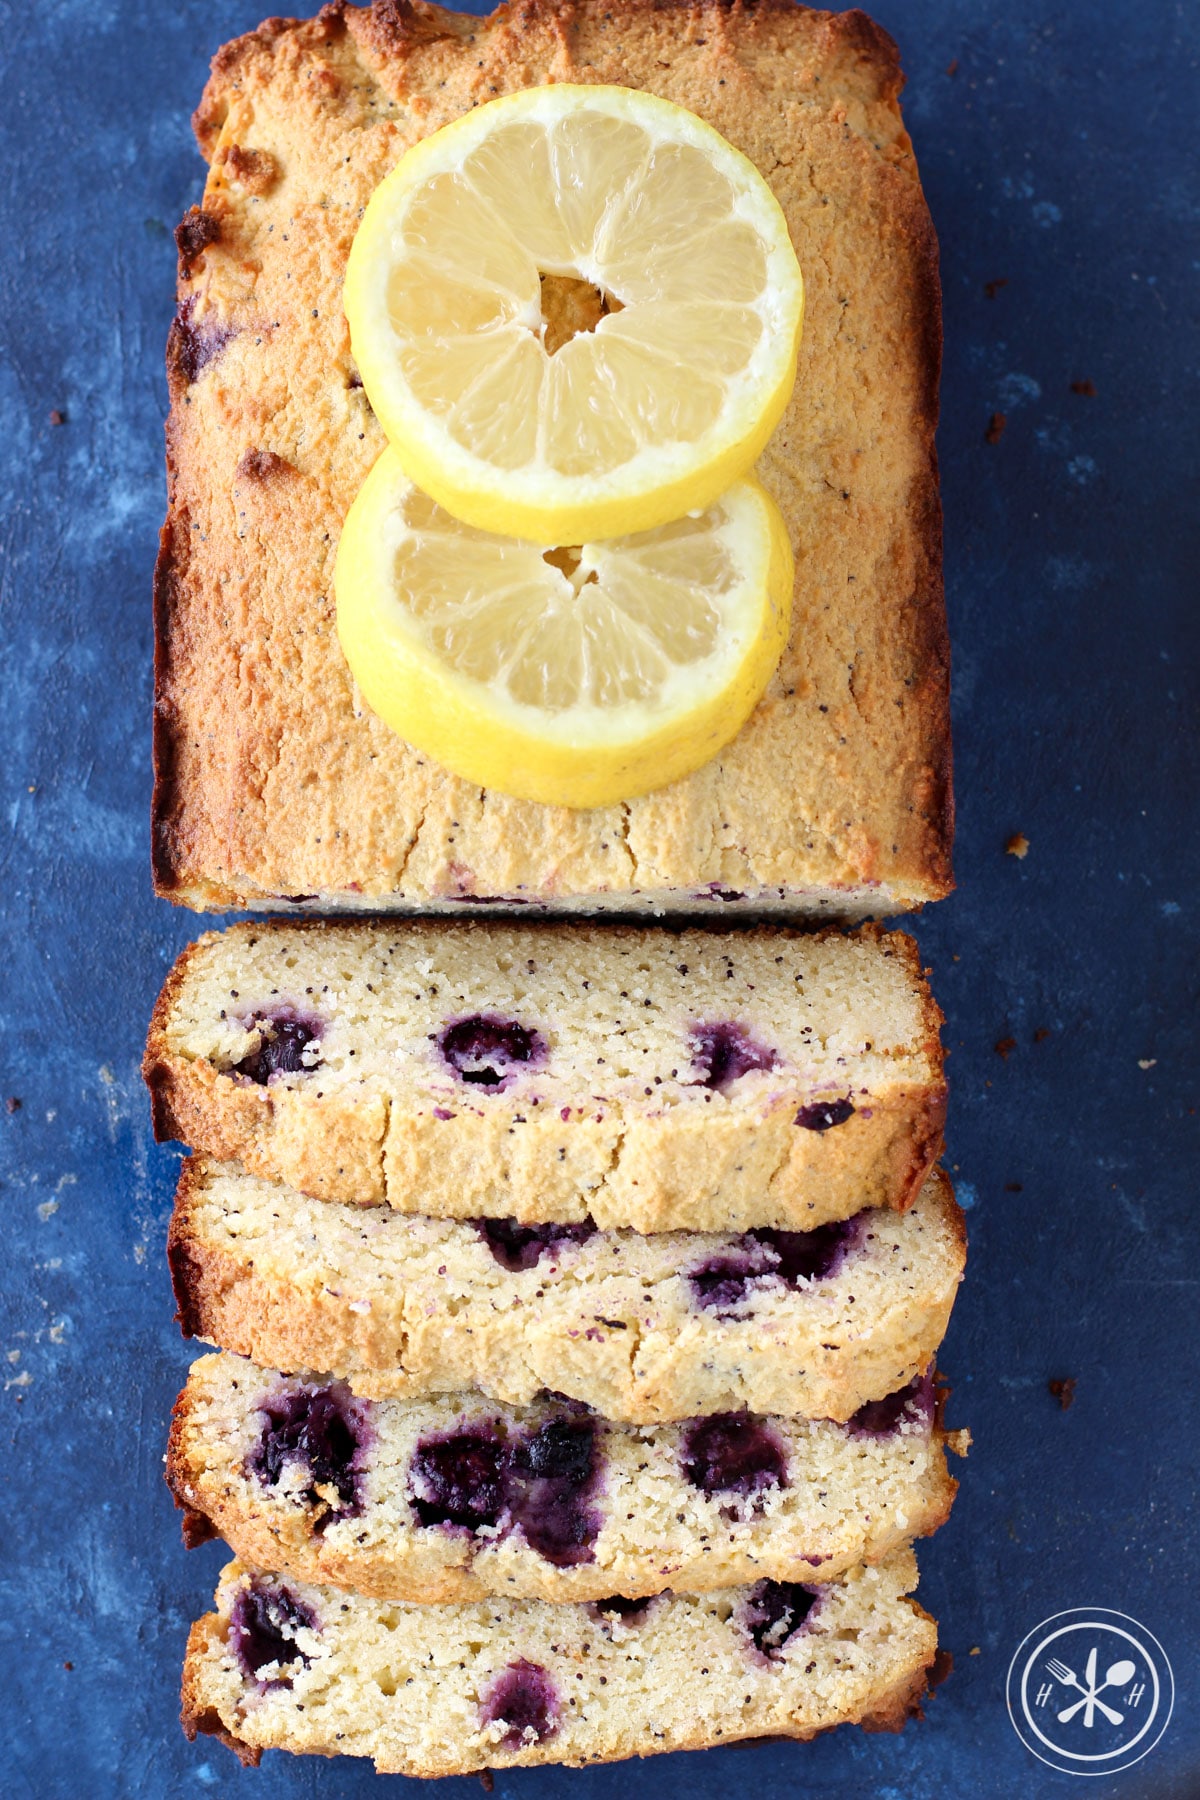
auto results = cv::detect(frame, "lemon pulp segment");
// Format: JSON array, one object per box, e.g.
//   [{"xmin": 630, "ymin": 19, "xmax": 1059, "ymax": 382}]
[
  {"xmin": 344, "ymin": 84, "xmax": 804, "ymax": 543},
  {"xmin": 335, "ymin": 447, "xmax": 794, "ymax": 809}
]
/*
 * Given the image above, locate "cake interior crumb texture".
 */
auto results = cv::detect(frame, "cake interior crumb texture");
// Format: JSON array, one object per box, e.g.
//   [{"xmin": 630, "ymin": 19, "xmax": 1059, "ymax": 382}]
[
  {"xmin": 145, "ymin": 919, "xmax": 947, "ymax": 1230},
  {"xmin": 182, "ymin": 1550, "xmax": 937, "ymax": 1773},
  {"xmin": 167, "ymin": 1350, "xmax": 964, "ymax": 1601},
  {"xmin": 153, "ymin": 0, "xmax": 951, "ymax": 915}
]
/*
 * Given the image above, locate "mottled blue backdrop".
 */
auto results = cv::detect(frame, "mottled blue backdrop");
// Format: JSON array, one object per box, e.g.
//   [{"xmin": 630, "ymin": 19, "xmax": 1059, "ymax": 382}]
[{"xmin": 1, "ymin": 1, "xmax": 1197, "ymax": 1795}]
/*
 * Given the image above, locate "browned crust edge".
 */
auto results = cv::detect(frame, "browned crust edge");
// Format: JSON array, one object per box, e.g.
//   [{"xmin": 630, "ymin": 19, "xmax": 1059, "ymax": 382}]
[
  {"xmin": 154, "ymin": 0, "xmax": 952, "ymax": 912},
  {"xmin": 181, "ymin": 1617, "xmax": 262, "ymax": 1766},
  {"xmin": 165, "ymin": 1384, "xmax": 223, "ymax": 1548},
  {"xmin": 167, "ymin": 1158, "xmax": 218, "ymax": 1341}
]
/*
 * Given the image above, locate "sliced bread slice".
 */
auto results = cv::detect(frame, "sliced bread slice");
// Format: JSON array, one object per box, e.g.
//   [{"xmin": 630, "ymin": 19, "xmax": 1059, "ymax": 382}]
[
  {"xmin": 145, "ymin": 919, "xmax": 945, "ymax": 1233},
  {"xmin": 168, "ymin": 1158, "xmax": 966, "ymax": 1423},
  {"xmin": 182, "ymin": 1550, "xmax": 938, "ymax": 1773},
  {"xmin": 167, "ymin": 1351, "xmax": 964, "ymax": 1602}
]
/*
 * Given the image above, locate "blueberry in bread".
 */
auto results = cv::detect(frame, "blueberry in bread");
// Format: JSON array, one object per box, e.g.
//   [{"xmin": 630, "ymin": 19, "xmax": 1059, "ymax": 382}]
[
  {"xmin": 145, "ymin": 919, "xmax": 946, "ymax": 1233},
  {"xmin": 181, "ymin": 1549, "xmax": 939, "ymax": 1772},
  {"xmin": 167, "ymin": 1158, "xmax": 966, "ymax": 1422}
]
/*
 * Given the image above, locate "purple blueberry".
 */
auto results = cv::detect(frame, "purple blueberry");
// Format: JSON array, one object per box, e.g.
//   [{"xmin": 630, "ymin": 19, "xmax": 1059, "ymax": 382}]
[
  {"xmin": 234, "ymin": 1008, "xmax": 323, "ymax": 1084},
  {"xmin": 687, "ymin": 1216, "xmax": 861, "ymax": 1313},
  {"xmin": 408, "ymin": 1430, "xmax": 507, "ymax": 1531},
  {"xmin": 680, "ymin": 1413, "xmax": 787, "ymax": 1499},
  {"xmin": 686, "ymin": 1247, "xmax": 770, "ymax": 1313},
  {"xmin": 749, "ymin": 1217, "xmax": 862, "ymax": 1285},
  {"xmin": 794, "ymin": 1097, "xmax": 856, "ymax": 1131},
  {"xmin": 438, "ymin": 1014, "xmax": 545, "ymax": 1088},
  {"xmin": 168, "ymin": 295, "xmax": 236, "ymax": 387},
  {"xmin": 593, "ymin": 1595, "xmax": 653, "ymax": 1625},
  {"xmin": 742, "ymin": 1580, "xmax": 819, "ymax": 1661},
  {"xmin": 690, "ymin": 1022, "xmax": 778, "ymax": 1092},
  {"xmin": 408, "ymin": 1415, "xmax": 602, "ymax": 1567},
  {"xmin": 849, "ymin": 1369, "xmax": 936, "ymax": 1437},
  {"xmin": 250, "ymin": 1383, "xmax": 367, "ymax": 1519},
  {"xmin": 229, "ymin": 1581, "xmax": 317, "ymax": 1686},
  {"xmin": 510, "ymin": 1417, "xmax": 600, "ymax": 1567},
  {"xmin": 475, "ymin": 1217, "xmax": 596, "ymax": 1272},
  {"xmin": 479, "ymin": 1659, "xmax": 560, "ymax": 1749}
]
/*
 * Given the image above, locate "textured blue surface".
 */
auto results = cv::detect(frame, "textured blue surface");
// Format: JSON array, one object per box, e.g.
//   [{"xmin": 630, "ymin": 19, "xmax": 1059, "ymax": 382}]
[{"xmin": 1, "ymin": 1, "xmax": 1197, "ymax": 1795}]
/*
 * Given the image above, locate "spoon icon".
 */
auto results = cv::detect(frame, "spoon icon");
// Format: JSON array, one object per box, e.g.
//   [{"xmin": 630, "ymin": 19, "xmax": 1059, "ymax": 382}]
[{"xmin": 1056, "ymin": 1655, "xmax": 1138, "ymax": 1726}]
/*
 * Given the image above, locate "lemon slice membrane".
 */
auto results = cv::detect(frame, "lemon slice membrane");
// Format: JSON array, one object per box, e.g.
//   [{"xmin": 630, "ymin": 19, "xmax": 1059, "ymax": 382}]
[
  {"xmin": 345, "ymin": 84, "xmax": 804, "ymax": 542},
  {"xmin": 336, "ymin": 448, "xmax": 793, "ymax": 809}
]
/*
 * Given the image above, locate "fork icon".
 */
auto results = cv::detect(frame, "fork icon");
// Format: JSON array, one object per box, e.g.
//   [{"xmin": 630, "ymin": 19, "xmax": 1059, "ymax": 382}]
[{"xmin": 1046, "ymin": 1648, "xmax": 1129, "ymax": 1727}]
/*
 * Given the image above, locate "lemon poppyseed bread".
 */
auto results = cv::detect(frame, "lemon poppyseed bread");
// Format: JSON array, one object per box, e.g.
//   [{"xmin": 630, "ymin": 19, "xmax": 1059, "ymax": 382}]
[
  {"xmin": 153, "ymin": 0, "xmax": 950, "ymax": 915},
  {"xmin": 182, "ymin": 1550, "xmax": 937, "ymax": 1772},
  {"xmin": 167, "ymin": 1158, "xmax": 965, "ymax": 1421},
  {"xmin": 144, "ymin": 919, "xmax": 946, "ymax": 1232},
  {"xmin": 168, "ymin": 1351, "xmax": 963, "ymax": 1603}
]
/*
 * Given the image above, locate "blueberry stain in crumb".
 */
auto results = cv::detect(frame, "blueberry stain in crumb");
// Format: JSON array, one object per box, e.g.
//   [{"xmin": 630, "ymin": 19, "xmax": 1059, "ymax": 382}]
[
  {"xmin": 593, "ymin": 1594, "xmax": 653, "ymax": 1625},
  {"xmin": 409, "ymin": 1415, "xmax": 601, "ymax": 1564},
  {"xmin": 687, "ymin": 1247, "xmax": 770, "ymax": 1313},
  {"xmin": 688, "ymin": 1215, "xmax": 861, "ymax": 1312},
  {"xmin": 251, "ymin": 1384, "xmax": 366, "ymax": 1519},
  {"xmin": 742, "ymin": 1579, "xmax": 820, "ymax": 1660},
  {"xmin": 690, "ymin": 1021, "xmax": 777, "ymax": 1092},
  {"xmin": 480, "ymin": 1660, "xmax": 560, "ymax": 1748},
  {"xmin": 510, "ymin": 1416, "xmax": 601, "ymax": 1566},
  {"xmin": 752, "ymin": 1217, "xmax": 862, "ymax": 1283},
  {"xmin": 230, "ymin": 1582, "xmax": 317, "ymax": 1686},
  {"xmin": 848, "ymin": 1369, "xmax": 935, "ymax": 1437},
  {"xmin": 234, "ymin": 1008, "xmax": 324, "ymax": 1084},
  {"xmin": 409, "ymin": 1430, "xmax": 507, "ymax": 1531},
  {"xmin": 794, "ymin": 1096, "xmax": 855, "ymax": 1131},
  {"xmin": 475, "ymin": 1216, "xmax": 596, "ymax": 1271},
  {"xmin": 681, "ymin": 1413, "xmax": 787, "ymax": 1498},
  {"xmin": 439, "ymin": 1014, "xmax": 545, "ymax": 1087},
  {"xmin": 168, "ymin": 294, "xmax": 236, "ymax": 387}
]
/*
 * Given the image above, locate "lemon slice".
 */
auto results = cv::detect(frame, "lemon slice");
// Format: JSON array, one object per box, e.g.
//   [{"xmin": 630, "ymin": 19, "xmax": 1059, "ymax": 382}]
[
  {"xmin": 335, "ymin": 447, "xmax": 793, "ymax": 809},
  {"xmin": 344, "ymin": 84, "xmax": 804, "ymax": 543}
]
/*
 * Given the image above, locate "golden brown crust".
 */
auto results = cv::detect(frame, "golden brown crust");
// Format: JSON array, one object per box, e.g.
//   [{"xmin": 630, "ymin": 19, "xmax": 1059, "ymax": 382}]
[
  {"xmin": 154, "ymin": 0, "xmax": 951, "ymax": 913},
  {"xmin": 856, "ymin": 1635, "xmax": 937, "ymax": 1732},
  {"xmin": 181, "ymin": 1618, "xmax": 262, "ymax": 1766}
]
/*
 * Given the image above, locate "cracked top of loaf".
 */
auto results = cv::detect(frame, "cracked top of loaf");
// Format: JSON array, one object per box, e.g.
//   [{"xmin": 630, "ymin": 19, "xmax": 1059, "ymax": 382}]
[{"xmin": 154, "ymin": 0, "xmax": 951, "ymax": 916}]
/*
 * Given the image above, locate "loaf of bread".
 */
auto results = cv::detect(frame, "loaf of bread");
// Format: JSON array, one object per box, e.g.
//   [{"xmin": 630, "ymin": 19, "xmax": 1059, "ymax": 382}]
[
  {"xmin": 168, "ymin": 1157, "xmax": 965, "ymax": 1422},
  {"xmin": 145, "ymin": 919, "xmax": 945, "ymax": 1232},
  {"xmin": 182, "ymin": 1550, "xmax": 937, "ymax": 1772},
  {"xmin": 153, "ymin": 0, "xmax": 949, "ymax": 916},
  {"xmin": 168, "ymin": 1351, "xmax": 963, "ymax": 1602}
]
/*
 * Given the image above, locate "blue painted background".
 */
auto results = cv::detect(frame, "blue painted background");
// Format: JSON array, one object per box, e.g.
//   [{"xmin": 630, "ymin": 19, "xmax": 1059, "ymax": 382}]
[{"xmin": 1, "ymin": 1, "xmax": 1197, "ymax": 1794}]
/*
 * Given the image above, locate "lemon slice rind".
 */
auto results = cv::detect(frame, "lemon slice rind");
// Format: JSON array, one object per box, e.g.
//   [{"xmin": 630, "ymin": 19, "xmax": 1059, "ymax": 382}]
[
  {"xmin": 335, "ymin": 447, "xmax": 794, "ymax": 809},
  {"xmin": 344, "ymin": 84, "xmax": 804, "ymax": 543}
]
